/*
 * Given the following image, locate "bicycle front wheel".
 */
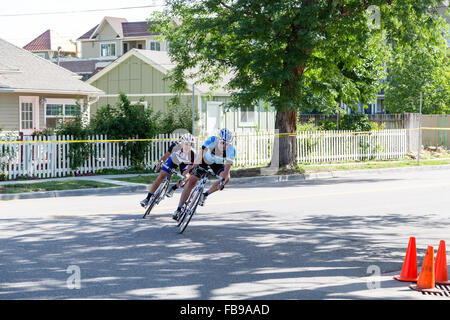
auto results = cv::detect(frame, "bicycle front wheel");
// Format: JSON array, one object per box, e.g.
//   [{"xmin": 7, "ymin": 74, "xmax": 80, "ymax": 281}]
[
  {"xmin": 142, "ymin": 179, "xmax": 168, "ymax": 219},
  {"xmin": 178, "ymin": 187, "xmax": 202, "ymax": 234}
]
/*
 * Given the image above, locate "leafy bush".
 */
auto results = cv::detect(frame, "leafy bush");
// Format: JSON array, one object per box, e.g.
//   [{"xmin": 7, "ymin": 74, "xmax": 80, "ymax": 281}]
[
  {"xmin": 339, "ymin": 113, "xmax": 376, "ymax": 131},
  {"xmin": 90, "ymin": 93, "xmax": 159, "ymax": 167},
  {"xmin": 56, "ymin": 115, "xmax": 93, "ymax": 170},
  {"xmin": 317, "ymin": 119, "xmax": 338, "ymax": 131},
  {"xmin": 31, "ymin": 128, "xmax": 55, "ymax": 137},
  {"xmin": 157, "ymin": 102, "xmax": 199, "ymax": 134}
]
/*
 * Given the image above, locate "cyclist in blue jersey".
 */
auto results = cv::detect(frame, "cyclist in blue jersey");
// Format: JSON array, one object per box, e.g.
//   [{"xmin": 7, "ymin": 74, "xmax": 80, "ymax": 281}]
[{"xmin": 172, "ymin": 128, "xmax": 236, "ymax": 220}]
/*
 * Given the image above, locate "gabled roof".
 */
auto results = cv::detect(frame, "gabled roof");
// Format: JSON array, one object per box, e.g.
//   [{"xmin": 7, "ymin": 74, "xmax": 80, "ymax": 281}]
[
  {"xmin": 77, "ymin": 17, "xmax": 155, "ymax": 40},
  {"xmin": 82, "ymin": 16, "xmax": 128, "ymax": 40},
  {"xmin": 78, "ymin": 24, "xmax": 99, "ymax": 40},
  {"xmin": 0, "ymin": 38, "xmax": 103, "ymax": 96},
  {"xmin": 122, "ymin": 21, "xmax": 156, "ymax": 37},
  {"xmin": 58, "ymin": 58, "xmax": 114, "ymax": 74},
  {"xmin": 23, "ymin": 29, "xmax": 77, "ymax": 53},
  {"xmin": 86, "ymin": 49, "xmax": 232, "ymax": 95}
]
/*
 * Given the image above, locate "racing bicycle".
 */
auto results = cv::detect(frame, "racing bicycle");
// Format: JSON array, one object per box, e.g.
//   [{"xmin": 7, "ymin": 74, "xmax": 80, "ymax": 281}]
[
  {"xmin": 142, "ymin": 162, "xmax": 185, "ymax": 219},
  {"xmin": 177, "ymin": 166, "xmax": 225, "ymax": 234}
]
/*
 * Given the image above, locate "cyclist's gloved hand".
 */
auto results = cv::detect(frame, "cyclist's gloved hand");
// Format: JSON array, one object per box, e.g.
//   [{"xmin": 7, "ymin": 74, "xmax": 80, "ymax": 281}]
[{"xmin": 153, "ymin": 163, "xmax": 161, "ymax": 172}]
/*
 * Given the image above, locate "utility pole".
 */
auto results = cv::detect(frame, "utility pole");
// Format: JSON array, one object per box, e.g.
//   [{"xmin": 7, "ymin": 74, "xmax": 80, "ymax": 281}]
[
  {"xmin": 417, "ymin": 91, "xmax": 423, "ymax": 165},
  {"xmin": 57, "ymin": 46, "xmax": 62, "ymax": 66},
  {"xmin": 192, "ymin": 83, "xmax": 195, "ymax": 135}
]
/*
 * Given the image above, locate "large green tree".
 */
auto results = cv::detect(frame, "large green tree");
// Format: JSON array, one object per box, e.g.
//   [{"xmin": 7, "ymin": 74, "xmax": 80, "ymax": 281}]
[
  {"xmin": 384, "ymin": 14, "xmax": 449, "ymax": 114},
  {"xmin": 150, "ymin": 0, "xmax": 444, "ymax": 167}
]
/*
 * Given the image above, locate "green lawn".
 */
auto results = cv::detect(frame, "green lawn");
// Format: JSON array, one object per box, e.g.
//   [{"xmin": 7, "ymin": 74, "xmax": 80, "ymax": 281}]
[
  {"xmin": 113, "ymin": 174, "xmax": 181, "ymax": 185},
  {"xmin": 0, "ymin": 180, "xmax": 117, "ymax": 194},
  {"xmin": 302, "ymin": 158, "xmax": 450, "ymax": 173}
]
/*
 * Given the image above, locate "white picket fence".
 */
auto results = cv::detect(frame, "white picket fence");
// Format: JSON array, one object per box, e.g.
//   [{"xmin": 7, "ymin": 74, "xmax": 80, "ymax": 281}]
[
  {"xmin": 0, "ymin": 129, "xmax": 408, "ymax": 180},
  {"xmin": 296, "ymin": 129, "xmax": 408, "ymax": 163}
]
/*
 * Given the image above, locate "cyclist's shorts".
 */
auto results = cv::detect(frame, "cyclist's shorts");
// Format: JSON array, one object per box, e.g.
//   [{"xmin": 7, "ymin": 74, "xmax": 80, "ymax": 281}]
[
  {"xmin": 162, "ymin": 156, "xmax": 189, "ymax": 174},
  {"xmin": 192, "ymin": 161, "xmax": 224, "ymax": 178}
]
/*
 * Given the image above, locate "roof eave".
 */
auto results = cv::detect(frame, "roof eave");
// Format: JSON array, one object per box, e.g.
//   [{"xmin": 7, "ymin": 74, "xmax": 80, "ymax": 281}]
[{"xmin": 0, "ymin": 87, "xmax": 104, "ymax": 96}]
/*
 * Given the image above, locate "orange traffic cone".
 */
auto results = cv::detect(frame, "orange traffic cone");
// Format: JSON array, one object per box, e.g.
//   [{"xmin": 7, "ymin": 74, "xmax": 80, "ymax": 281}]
[
  {"xmin": 394, "ymin": 237, "xmax": 418, "ymax": 282},
  {"xmin": 435, "ymin": 240, "xmax": 450, "ymax": 285},
  {"xmin": 410, "ymin": 246, "xmax": 442, "ymax": 293}
]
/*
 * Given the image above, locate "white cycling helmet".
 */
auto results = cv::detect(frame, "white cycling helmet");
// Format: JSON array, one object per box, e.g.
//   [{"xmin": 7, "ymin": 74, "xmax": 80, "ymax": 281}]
[
  {"xmin": 219, "ymin": 128, "xmax": 234, "ymax": 143},
  {"xmin": 180, "ymin": 133, "xmax": 195, "ymax": 144}
]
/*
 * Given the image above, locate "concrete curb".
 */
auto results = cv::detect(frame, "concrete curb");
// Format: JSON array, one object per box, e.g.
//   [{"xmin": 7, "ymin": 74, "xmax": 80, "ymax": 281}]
[{"xmin": 2, "ymin": 164, "xmax": 450, "ymax": 201}]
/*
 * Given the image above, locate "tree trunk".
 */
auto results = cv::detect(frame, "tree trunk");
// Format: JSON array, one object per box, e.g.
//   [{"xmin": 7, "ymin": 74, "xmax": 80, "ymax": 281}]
[{"xmin": 273, "ymin": 109, "xmax": 298, "ymax": 168}]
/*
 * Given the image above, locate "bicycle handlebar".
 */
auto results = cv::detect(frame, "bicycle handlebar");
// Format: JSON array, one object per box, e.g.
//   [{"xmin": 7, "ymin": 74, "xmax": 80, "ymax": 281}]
[
  {"xmin": 195, "ymin": 166, "xmax": 225, "ymax": 190},
  {"xmin": 154, "ymin": 161, "xmax": 186, "ymax": 181}
]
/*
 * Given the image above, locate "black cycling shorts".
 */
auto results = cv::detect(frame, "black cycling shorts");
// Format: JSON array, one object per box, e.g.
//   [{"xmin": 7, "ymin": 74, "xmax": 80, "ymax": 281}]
[{"xmin": 192, "ymin": 161, "xmax": 224, "ymax": 178}]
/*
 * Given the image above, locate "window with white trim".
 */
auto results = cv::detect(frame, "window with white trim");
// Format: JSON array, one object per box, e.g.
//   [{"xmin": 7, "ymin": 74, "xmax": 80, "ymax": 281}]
[
  {"xmin": 21, "ymin": 102, "xmax": 34, "ymax": 130},
  {"xmin": 150, "ymin": 41, "xmax": 161, "ymax": 51},
  {"xmin": 239, "ymin": 106, "xmax": 255, "ymax": 126},
  {"xmin": 100, "ymin": 43, "xmax": 116, "ymax": 57},
  {"xmin": 45, "ymin": 99, "xmax": 81, "ymax": 129}
]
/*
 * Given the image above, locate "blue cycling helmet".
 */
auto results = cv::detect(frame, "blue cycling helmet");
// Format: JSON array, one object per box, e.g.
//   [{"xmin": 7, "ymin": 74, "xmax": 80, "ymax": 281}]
[{"xmin": 219, "ymin": 128, "xmax": 234, "ymax": 143}]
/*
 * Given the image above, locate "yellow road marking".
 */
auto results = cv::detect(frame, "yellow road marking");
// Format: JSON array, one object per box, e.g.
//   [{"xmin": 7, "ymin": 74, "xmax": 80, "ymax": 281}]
[{"xmin": 45, "ymin": 181, "xmax": 450, "ymax": 218}]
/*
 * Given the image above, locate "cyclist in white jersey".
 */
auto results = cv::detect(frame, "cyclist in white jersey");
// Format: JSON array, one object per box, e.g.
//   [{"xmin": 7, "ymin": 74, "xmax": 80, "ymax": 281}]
[{"xmin": 140, "ymin": 133, "xmax": 196, "ymax": 208}]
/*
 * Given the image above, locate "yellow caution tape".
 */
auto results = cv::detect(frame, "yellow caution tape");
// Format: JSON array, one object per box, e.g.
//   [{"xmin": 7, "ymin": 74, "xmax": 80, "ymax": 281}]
[{"xmin": 0, "ymin": 127, "xmax": 446, "ymax": 144}]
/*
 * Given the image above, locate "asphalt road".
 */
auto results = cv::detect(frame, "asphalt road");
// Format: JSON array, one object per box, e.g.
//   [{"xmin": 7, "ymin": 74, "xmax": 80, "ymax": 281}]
[{"xmin": 1, "ymin": 168, "xmax": 450, "ymax": 300}]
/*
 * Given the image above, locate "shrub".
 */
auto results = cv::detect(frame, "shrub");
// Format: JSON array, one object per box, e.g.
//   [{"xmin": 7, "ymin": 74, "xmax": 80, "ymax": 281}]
[
  {"xmin": 339, "ymin": 113, "xmax": 376, "ymax": 131},
  {"xmin": 90, "ymin": 93, "xmax": 159, "ymax": 167},
  {"xmin": 157, "ymin": 102, "xmax": 199, "ymax": 134},
  {"xmin": 31, "ymin": 128, "xmax": 55, "ymax": 137},
  {"xmin": 56, "ymin": 115, "xmax": 93, "ymax": 170}
]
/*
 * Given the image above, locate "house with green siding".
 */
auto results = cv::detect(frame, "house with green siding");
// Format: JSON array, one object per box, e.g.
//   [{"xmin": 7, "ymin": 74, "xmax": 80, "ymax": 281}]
[
  {"xmin": 0, "ymin": 38, "xmax": 103, "ymax": 135},
  {"xmin": 86, "ymin": 49, "xmax": 275, "ymax": 136}
]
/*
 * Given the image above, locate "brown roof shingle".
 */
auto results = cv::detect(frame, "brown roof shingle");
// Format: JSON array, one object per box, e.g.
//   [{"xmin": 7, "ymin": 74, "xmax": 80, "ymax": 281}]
[
  {"xmin": 23, "ymin": 30, "xmax": 51, "ymax": 51},
  {"xmin": 77, "ymin": 25, "xmax": 99, "ymax": 40},
  {"xmin": 77, "ymin": 18, "xmax": 158, "ymax": 40},
  {"xmin": 122, "ymin": 21, "xmax": 156, "ymax": 37}
]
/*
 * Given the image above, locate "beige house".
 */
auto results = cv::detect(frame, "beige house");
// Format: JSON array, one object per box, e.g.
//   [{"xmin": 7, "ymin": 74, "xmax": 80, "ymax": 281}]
[
  {"xmin": 77, "ymin": 16, "xmax": 168, "ymax": 60},
  {"xmin": 56, "ymin": 16, "xmax": 169, "ymax": 81},
  {"xmin": 0, "ymin": 38, "xmax": 103, "ymax": 135},
  {"xmin": 87, "ymin": 49, "xmax": 275, "ymax": 135},
  {"xmin": 23, "ymin": 29, "xmax": 78, "ymax": 61}
]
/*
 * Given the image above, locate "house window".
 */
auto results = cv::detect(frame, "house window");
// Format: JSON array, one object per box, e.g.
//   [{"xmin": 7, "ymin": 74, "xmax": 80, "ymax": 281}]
[
  {"xmin": 239, "ymin": 106, "xmax": 255, "ymax": 126},
  {"xmin": 100, "ymin": 43, "xmax": 116, "ymax": 57},
  {"xmin": 150, "ymin": 41, "xmax": 161, "ymax": 51},
  {"xmin": 21, "ymin": 102, "xmax": 34, "ymax": 130},
  {"xmin": 123, "ymin": 43, "xmax": 129, "ymax": 54},
  {"xmin": 45, "ymin": 99, "xmax": 80, "ymax": 129},
  {"xmin": 137, "ymin": 43, "xmax": 143, "ymax": 49},
  {"xmin": 131, "ymin": 101, "xmax": 148, "ymax": 112}
]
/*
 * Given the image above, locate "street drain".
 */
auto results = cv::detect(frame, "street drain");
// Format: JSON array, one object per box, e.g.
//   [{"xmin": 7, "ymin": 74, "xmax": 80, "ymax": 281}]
[{"xmin": 420, "ymin": 284, "xmax": 450, "ymax": 298}]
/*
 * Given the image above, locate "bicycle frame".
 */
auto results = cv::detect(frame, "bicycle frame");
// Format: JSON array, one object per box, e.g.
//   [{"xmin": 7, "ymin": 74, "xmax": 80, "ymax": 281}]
[
  {"xmin": 142, "ymin": 162, "xmax": 186, "ymax": 218},
  {"xmin": 177, "ymin": 166, "xmax": 224, "ymax": 232}
]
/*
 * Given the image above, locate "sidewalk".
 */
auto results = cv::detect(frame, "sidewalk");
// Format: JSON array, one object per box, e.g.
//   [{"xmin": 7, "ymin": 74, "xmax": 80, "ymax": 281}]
[{"xmin": 1, "ymin": 164, "xmax": 450, "ymax": 201}]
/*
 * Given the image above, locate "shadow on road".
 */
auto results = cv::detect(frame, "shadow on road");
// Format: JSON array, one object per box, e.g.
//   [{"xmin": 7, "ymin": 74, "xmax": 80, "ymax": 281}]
[{"xmin": 0, "ymin": 207, "xmax": 447, "ymax": 300}]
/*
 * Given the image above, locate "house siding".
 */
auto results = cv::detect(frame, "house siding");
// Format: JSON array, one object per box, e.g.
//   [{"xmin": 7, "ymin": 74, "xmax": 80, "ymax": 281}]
[
  {"xmin": 89, "ymin": 55, "xmax": 195, "ymax": 115},
  {"xmin": 0, "ymin": 93, "xmax": 89, "ymax": 133},
  {"xmin": 0, "ymin": 93, "xmax": 20, "ymax": 131},
  {"xmin": 201, "ymin": 96, "xmax": 275, "ymax": 134},
  {"xmin": 88, "ymin": 51, "xmax": 275, "ymax": 136}
]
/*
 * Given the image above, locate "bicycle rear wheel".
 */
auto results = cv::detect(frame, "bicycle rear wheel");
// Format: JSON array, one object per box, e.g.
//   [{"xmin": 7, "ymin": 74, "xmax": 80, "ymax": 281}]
[{"xmin": 178, "ymin": 187, "xmax": 202, "ymax": 234}]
